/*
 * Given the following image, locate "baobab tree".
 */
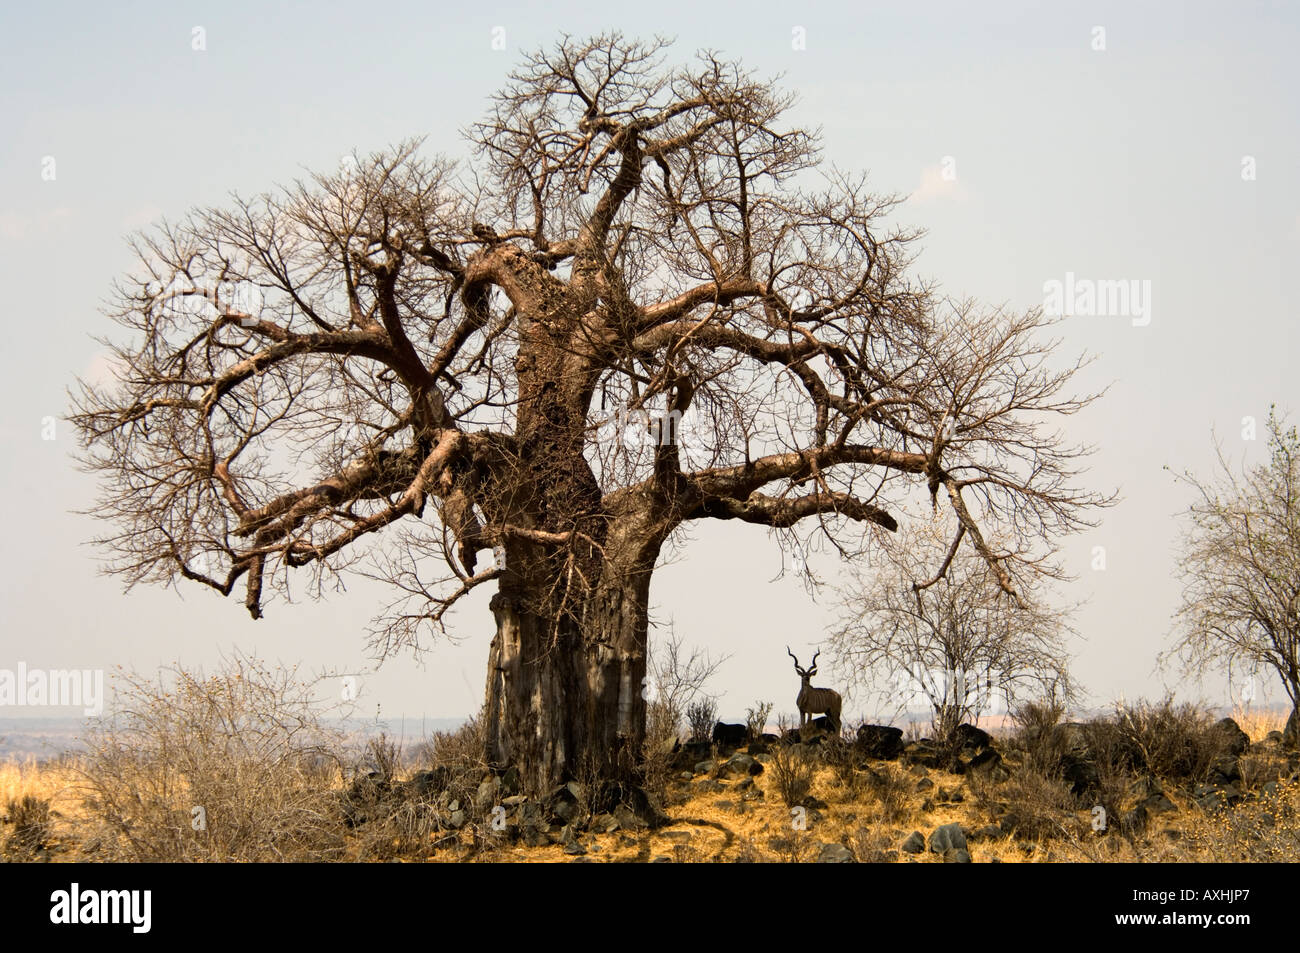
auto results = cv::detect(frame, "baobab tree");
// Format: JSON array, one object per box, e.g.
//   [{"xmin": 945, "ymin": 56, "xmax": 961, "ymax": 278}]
[{"xmin": 72, "ymin": 34, "xmax": 1107, "ymax": 804}]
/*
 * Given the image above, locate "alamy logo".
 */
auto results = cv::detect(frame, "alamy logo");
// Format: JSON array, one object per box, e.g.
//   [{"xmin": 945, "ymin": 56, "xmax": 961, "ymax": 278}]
[
  {"xmin": 1042, "ymin": 272, "xmax": 1151, "ymax": 327},
  {"xmin": 49, "ymin": 883, "xmax": 151, "ymax": 933},
  {"xmin": 0, "ymin": 663, "xmax": 103, "ymax": 716}
]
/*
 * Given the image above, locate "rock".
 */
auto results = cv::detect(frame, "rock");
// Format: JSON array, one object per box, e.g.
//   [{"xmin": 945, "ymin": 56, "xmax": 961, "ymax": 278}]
[
  {"xmin": 501, "ymin": 795, "xmax": 526, "ymax": 808},
  {"xmin": 816, "ymin": 842, "xmax": 856, "ymax": 863},
  {"xmin": 651, "ymin": 855, "xmax": 672, "ymax": 863},
  {"xmin": 694, "ymin": 760, "xmax": 717, "ymax": 776},
  {"xmin": 809, "ymin": 716, "xmax": 838, "ymax": 736},
  {"xmin": 901, "ymin": 831, "xmax": 926, "ymax": 854},
  {"xmin": 903, "ymin": 740, "xmax": 945, "ymax": 769},
  {"xmin": 407, "ymin": 767, "xmax": 449, "ymax": 796},
  {"xmin": 719, "ymin": 753, "xmax": 764, "ymax": 778},
  {"xmin": 856, "ymin": 724, "xmax": 906, "ymax": 760},
  {"xmin": 966, "ymin": 748, "xmax": 1010, "ymax": 782},
  {"xmin": 1060, "ymin": 754, "xmax": 1100, "ymax": 797},
  {"xmin": 1194, "ymin": 783, "xmax": 1242, "ymax": 812},
  {"xmin": 475, "ymin": 777, "xmax": 501, "ymax": 813},
  {"xmin": 942, "ymin": 848, "xmax": 972, "ymax": 863},
  {"xmin": 712, "ymin": 721, "xmax": 749, "ymax": 749},
  {"xmin": 914, "ymin": 777, "xmax": 935, "ymax": 793},
  {"xmin": 801, "ymin": 795, "xmax": 829, "ymax": 810},
  {"xmin": 613, "ymin": 803, "xmax": 649, "ymax": 831},
  {"xmin": 1209, "ymin": 756, "xmax": 1242, "ymax": 785},
  {"xmin": 954, "ymin": 723, "xmax": 992, "ymax": 751},
  {"xmin": 547, "ymin": 785, "xmax": 580, "ymax": 824},
  {"xmin": 969, "ymin": 824, "xmax": 1002, "ymax": 842},
  {"xmin": 1210, "ymin": 718, "xmax": 1251, "ymax": 757},
  {"xmin": 694, "ymin": 778, "xmax": 726, "ymax": 794},
  {"xmin": 448, "ymin": 809, "xmax": 467, "ymax": 829},
  {"xmin": 590, "ymin": 812, "xmax": 619, "ymax": 833},
  {"xmin": 564, "ymin": 841, "xmax": 587, "ymax": 856},
  {"xmin": 520, "ymin": 826, "xmax": 549, "ymax": 847},
  {"xmin": 671, "ymin": 740, "xmax": 710, "ymax": 770},
  {"xmin": 1264, "ymin": 731, "xmax": 1285, "ymax": 746},
  {"xmin": 929, "ymin": 822, "xmax": 968, "ymax": 854},
  {"xmin": 1283, "ymin": 707, "xmax": 1300, "ymax": 749}
]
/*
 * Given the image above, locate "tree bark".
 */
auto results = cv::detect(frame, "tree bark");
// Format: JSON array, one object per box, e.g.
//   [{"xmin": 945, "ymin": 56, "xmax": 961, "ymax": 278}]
[{"xmin": 484, "ymin": 569, "xmax": 651, "ymax": 799}]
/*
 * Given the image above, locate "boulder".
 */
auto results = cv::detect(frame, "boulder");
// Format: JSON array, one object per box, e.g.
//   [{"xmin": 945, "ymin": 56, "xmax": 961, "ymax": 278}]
[
  {"xmin": 929, "ymin": 823, "xmax": 968, "ymax": 854},
  {"xmin": 1060, "ymin": 753, "xmax": 1101, "ymax": 797},
  {"xmin": 406, "ymin": 767, "xmax": 449, "ymax": 797},
  {"xmin": 816, "ymin": 842, "xmax": 856, "ymax": 863},
  {"xmin": 969, "ymin": 824, "xmax": 1002, "ymax": 842},
  {"xmin": 954, "ymin": 723, "xmax": 992, "ymax": 751},
  {"xmin": 475, "ymin": 777, "xmax": 500, "ymax": 813},
  {"xmin": 711, "ymin": 721, "xmax": 749, "ymax": 749},
  {"xmin": 719, "ymin": 753, "xmax": 764, "ymax": 778},
  {"xmin": 1284, "ymin": 707, "xmax": 1300, "ymax": 750},
  {"xmin": 903, "ymin": 739, "xmax": 945, "ymax": 769},
  {"xmin": 1193, "ymin": 783, "xmax": 1242, "ymax": 812},
  {"xmin": 855, "ymin": 724, "xmax": 906, "ymax": 760},
  {"xmin": 942, "ymin": 848, "xmax": 972, "ymax": 863},
  {"xmin": 546, "ymin": 784, "xmax": 580, "ymax": 825},
  {"xmin": 901, "ymin": 831, "xmax": 926, "ymax": 854},
  {"xmin": 1209, "ymin": 717, "xmax": 1251, "ymax": 757},
  {"xmin": 672, "ymin": 740, "xmax": 712, "ymax": 771},
  {"xmin": 965, "ymin": 748, "xmax": 1009, "ymax": 782}
]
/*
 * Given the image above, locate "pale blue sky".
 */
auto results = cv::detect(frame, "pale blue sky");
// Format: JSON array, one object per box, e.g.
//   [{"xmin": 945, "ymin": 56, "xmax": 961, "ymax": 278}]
[{"xmin": 1, "ymin": 1, "xmax": 1297, "ymax": 725}]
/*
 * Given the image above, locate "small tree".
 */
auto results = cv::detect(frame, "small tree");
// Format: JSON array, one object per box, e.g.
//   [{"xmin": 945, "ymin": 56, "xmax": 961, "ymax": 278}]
[
  {"xmin": 645, "ymin": 629, "xmax": 725, "ymax": 745},
  {"xmin": 830, "ymin": 515, "xmax": 1075, "ymax": 743},
  {"xmin": 1168, "ymin": 408, "xmax": 1300, "ymax": 726}
]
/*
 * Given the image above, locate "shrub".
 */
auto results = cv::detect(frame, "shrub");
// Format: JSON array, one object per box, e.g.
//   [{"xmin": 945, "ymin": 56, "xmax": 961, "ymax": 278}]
[
  {"xmin": 768, "ymin": 743, "xmax": 815, "ymax": 808},
  {"xmin": 686, "ymin": 698, "xmax": 718, "ymax": 744},
  {"xmin": 745, "ymin": 701, "xmax": 774, "ymax": 740},
  {"xmin": 1111, "ymin": 697, "xmax": 1223, "ymax": 781},
  {"xmin": 3, "ymin": 795, "xmax": 52, "ymax": 856},
  {"xmin": 76, "ymin": 654, "xmax": 348, "ymax": 862}
]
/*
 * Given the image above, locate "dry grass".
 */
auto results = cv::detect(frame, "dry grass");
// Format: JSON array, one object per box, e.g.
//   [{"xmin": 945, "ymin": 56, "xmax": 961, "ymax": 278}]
[
  {"xmin": 3, "ymin": 686, "xmax": 1297, "ymax": 863},
  {"xmin": 2, "ymin": 743, "xmax": 1295, "ymax": 863}
]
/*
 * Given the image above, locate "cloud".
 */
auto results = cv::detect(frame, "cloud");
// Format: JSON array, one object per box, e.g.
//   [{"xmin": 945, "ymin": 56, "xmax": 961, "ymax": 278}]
[
  {"xmin": 910, "ymin": 163, "xmax": 969, "ymax": 204},
  {"xmin": 80, "ymin": 351, "xmax": 123, "ymax": 390},
  {"xmin": 0, "ymin": 207, "xmax": 73, "ymax": 241}
]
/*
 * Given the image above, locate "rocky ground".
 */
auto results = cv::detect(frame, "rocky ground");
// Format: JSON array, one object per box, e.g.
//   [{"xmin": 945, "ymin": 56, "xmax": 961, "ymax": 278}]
[{"xmin": 4, "ymin": 709, "xmax": 1298, "ymax": 862}]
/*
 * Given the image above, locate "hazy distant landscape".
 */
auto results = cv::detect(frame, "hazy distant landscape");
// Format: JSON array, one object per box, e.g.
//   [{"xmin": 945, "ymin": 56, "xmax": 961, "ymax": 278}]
[{"xmin": 0, "ymin": 716, "xmax": 469, "ymax": 763}]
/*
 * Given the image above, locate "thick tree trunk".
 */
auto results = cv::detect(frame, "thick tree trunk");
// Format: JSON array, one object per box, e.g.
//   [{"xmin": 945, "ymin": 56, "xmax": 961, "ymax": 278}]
[{"xmin": 483, "ymin": 571, "xmax": 651, "ymax": 800}]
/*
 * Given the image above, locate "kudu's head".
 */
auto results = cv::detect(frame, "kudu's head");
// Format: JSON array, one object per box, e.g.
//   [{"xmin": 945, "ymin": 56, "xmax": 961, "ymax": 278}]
[{"xmin": 787, "ymin": 647, "xmax": 820, "ymax": 685}]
